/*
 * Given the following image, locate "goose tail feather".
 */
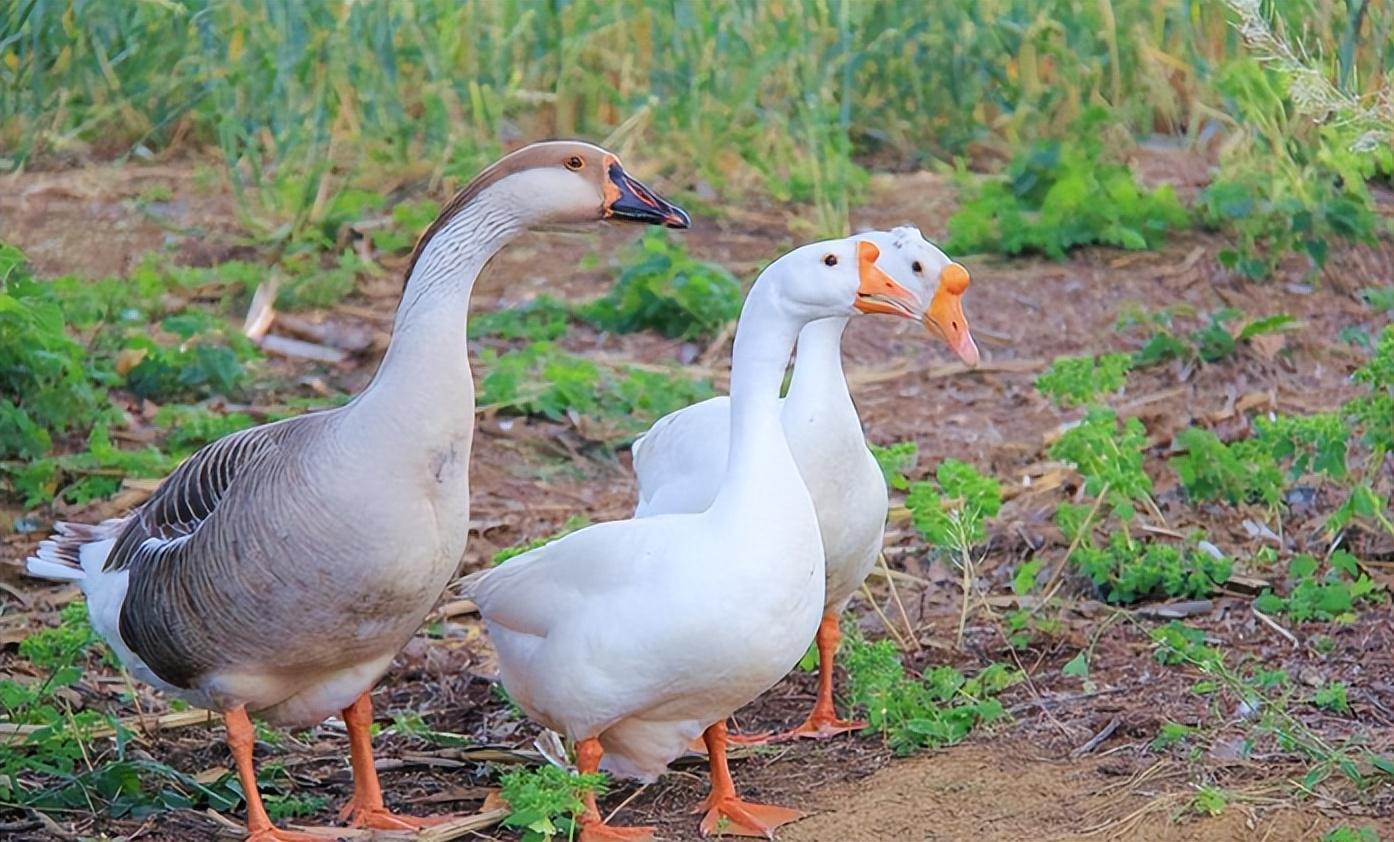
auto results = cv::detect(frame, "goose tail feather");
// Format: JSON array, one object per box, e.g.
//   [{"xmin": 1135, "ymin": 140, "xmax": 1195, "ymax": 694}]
[{"xmin": 25, "ymin": 519, "xmax": 129, "ymax": 583}]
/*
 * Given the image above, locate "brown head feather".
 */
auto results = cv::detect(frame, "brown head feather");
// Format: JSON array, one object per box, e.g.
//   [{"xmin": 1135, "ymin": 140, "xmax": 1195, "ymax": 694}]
[{"xmin": 403, "ymin": 141, "xmax": 615, "ymax": 286}]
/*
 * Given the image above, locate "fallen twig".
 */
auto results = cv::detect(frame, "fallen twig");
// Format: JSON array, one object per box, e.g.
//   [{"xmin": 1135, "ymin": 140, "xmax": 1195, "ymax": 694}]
[{"xmin": 1070, "ymin": 715, "xmax": 1121, "ymax": 759}]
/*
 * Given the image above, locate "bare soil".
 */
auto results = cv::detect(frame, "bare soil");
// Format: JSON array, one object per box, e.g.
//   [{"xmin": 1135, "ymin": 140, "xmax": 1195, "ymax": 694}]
[{"xmin": 1, "ymin": 161, "xmax": 1391, "ymax": 841}]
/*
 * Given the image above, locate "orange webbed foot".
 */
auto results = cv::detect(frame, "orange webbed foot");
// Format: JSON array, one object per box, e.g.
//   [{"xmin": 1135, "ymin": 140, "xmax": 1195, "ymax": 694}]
[
  {"xmin": 724, "ymin": 730, "xmax": 776, "ymax": 747},
  {"xmin": 339, "ymin": 801, "xmax": 457, "ymax": 830},
  {"xmin": 780, "ymin": 714, "xmax": 866, "ymax": 741},
  {"xmin": 244, "ymin": 827, "xmax": 329, "ymax": 842},
  {"xmin": 698, "ymin": 795, "xmax": 803, "ymax": 838},
  {"xmin": 580, "ymin": 820, "xmax": 657, "ymax": 842}
]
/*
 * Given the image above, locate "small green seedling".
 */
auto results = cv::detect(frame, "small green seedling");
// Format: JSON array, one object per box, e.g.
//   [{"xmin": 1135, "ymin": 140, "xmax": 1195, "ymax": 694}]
[{"xmin": 498, "ymin": 764, "xmax": 607, "ymax": 842}]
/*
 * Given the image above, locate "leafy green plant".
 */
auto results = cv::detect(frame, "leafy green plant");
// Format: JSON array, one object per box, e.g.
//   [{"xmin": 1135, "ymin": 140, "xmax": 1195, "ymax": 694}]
[
  {"xmin": 1253, "ymin": 552, "xmax": 1380, "ymax": 623},
  {"xmin": 1125, "ymin": 307, "xmax": 1297, "ymax": 368},
  {"xmin": 497, "ymin": 764, "xmax": 607, "ymax": 842},
  {"xmin": 1170, "ymin": 428, "xmax": 1285, "ymax": 508},
  {"xmin": 1202, "ymin": 60, "xmax": 1386, "ymax": 282},
  {"xmin": 1047, "ymin": 408, "xmax": 1231, "ymax": 603},
  {"xmin": 906, "ymin": 460, "xmax": 1002, "ymax": 552},
  {"xmin": 870, "ymin": 441, "xmax": 918, "ymax": 490},
  {"xmin": 470, "ymin": 297, "xmax": 572, "ymax": 342},
  {"xmin": 1049, "ymin": 408, "xmax": 1153, "ymax": 522},
  {"xmin": 1, "ymin": 601, "xmax": 118, "ymax": 808},
  {"xmin": 1070, "ymin": 531, "xmax": 1231, "ymax": 604},
  {"xmin": 906, "ymin": 459, "xmax": 1002, "ymax": 642},
  {"xmin": 947, "ymin": 109, "xmax": 1189, "ymax": 258},
  {"xmin": 388, "ymin": 711, "xmax": 470, "ymax": 748},
  {"xmin": 841, "ymin": 628, "xmax": 1019, "ymax": 756},
  {"xmin": 1035, "ymin": 353, "xmax": 1132, "ymax": 408},
  {"xmin": 0, "ymin": 246, "xmax": 110, "ymax": 461},
  {"xmin": 1312, "ymin": 681, "xmax": 1351, "ymax": 715},
  {"xmin": 580, "ymin": 230, "xmax": 741, "ymax": 340},
  {"xmin": 276, "ymin": 250, "xmax": 368, "ymax": 310},
  {"xmin": 477, "ymin": 342, "xmax": 714, "ymax": 436},
  {"xmin": 1150, "ymin": 721, "xmax": 1199, "ymax": 752},
  {"xmin": 1191, "ymin": 786, "xmax": 1229, "ymax": 817}
]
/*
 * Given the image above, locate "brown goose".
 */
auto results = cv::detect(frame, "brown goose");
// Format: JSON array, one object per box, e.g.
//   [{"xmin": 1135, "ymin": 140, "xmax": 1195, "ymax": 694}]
[{"xmin": 26, "ymin": 141, "xmax": 688, "ymax": 841}]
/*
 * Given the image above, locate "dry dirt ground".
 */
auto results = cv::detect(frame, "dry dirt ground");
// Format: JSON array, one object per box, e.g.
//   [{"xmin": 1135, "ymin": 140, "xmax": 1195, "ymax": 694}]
[{"xmin": 1, "ymin": 159, "xmax": 1392, "ymax": 841}]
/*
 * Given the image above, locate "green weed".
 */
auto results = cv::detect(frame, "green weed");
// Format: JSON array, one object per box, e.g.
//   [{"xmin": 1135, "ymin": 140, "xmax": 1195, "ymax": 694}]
[
  {"xmin": 1124, "ymin": 307, "xmax": 1297, "ymax": 368},
  {"xmin": 470, "ymin": 297, "xmax": 573, "ymax": 342},
  {"xmin": 497, "ymin": 764, "xmax": 607, "ymax": 842},
  {"xmin": 477, "ymin": 342, "xmax": 714, "ymax": 437},
  {"xmin": 1253, "ymin": 551, "xmax": 1380, "ymax": 623},
  {"xmin": 1148, "ymin": 620, "xmax": 1393, "ymax": 797},
  {"xmin": 580, "ymin": 230, "xmax": 741, "ymax": 341},
  {"xmin": 388, "ymin": 711, "xmax": 470, "ymax": 748},
  {"xmin": 1035, "ymin": 353, "xmax": 1132, "ymax": 408},
  {"xmin": 1170, "ymin": 428, "xmax": 1285, "ymax": 509},
  {"xmin": 906, "ymin": 459, "xmax": 1002, "ymax": 642},
  {"xmin": 1312, "ymin": 681, "xmax": 1352, "ymax": 715},
  {"xmin": 947, "ymin": 109, "xmax": 1189, "ymax": 259},
  {"xmin": 1048, "ymin": 408, "xmax": 1231, "ymax": 603},
  {"xmin": 870, "ymin": 440, "xmax": 919, "ymax": 491},
  {"xmin": 370, "ymin": 199, "xmax": 440, "ymax": 255},
  {"xmin": 841, "ymin": 628, "xmax": 1019, "ymax": 756},
  {"xmin": 1202, "ymin": 59, "xmax": 1389, "ymax": 282}
]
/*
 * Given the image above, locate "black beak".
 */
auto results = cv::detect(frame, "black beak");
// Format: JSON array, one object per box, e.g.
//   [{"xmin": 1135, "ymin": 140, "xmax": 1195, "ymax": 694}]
[{"xmin": 605, "ymin": 162, "xmax": 691, "ymax": 229}]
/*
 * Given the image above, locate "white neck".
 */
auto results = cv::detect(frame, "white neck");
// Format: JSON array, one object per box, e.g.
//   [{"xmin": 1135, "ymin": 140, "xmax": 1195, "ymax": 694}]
[
  {"xmin": 783, "ymin": 316, "xmax": 853, "ymax": 416},
  {"xmin": 713, "ymin": 270, "xmax": 805, "ymax": 507}
]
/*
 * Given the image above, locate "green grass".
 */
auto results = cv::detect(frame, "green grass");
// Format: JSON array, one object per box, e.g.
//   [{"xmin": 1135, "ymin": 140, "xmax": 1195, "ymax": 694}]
[{"xmin": 5, "ymin": 1, "xmax": 1391, "ymax": 246}]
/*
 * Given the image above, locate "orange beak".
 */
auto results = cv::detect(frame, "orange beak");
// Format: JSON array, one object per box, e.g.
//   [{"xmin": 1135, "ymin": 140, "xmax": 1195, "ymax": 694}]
[
  {"xmin": 852, "ymin": 241, "xmax": 920, "ymax": 319},
  {"xmin": 923, "ymin": 262, "xmax": 979, "ymax": 366}
]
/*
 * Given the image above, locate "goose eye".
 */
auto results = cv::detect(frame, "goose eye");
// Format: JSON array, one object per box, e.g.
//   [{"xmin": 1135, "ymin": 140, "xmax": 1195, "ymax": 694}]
[
  {"xmin": 912, "ymin": 260, "xmax": 924, "ymax": 274},
  {"xmin": 823, "ymin": 254, "xmax": 838, "ymax": 267},
  {"xmin": 565, "ymin": 156, "xmax": 584, "ymax": 171}
]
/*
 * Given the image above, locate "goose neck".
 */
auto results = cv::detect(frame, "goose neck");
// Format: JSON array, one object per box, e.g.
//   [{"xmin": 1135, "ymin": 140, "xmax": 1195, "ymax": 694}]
[{"xmin": 716, "ymin": 274, "xmax": 804, "ymax": 502}]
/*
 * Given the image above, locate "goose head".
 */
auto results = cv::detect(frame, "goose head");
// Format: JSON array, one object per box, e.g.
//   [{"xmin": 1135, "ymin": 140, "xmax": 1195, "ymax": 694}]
[
  {"xmin": 406, "ymin": 141, "xmax": 689, "ymax": 279},
  {"xmin": 771, "ymin": 238, "xmax": 922, "ymax": 324},
  {"xmin": 477, "ymin": 140, "xmax": 690, "ymax": 229},
  {"xmin": 863, "ymin": 226, "xmax": 980, "ymax": 367}
]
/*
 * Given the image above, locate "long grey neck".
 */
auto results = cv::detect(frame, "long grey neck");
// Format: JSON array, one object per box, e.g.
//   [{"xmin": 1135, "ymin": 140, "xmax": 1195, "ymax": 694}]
[
  {"xmin": 713, "ymin": 273, "xmax": 804, "ymax": 507},
  {"xmin": 352, "ymin": 197, "xmax": 525, "ymax": 432}
]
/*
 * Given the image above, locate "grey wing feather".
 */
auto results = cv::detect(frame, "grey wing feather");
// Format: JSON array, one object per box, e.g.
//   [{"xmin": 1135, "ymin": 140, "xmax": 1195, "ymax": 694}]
[
  {"xmin": 108, "ymin": 421, "xmax": 302, "ymax": 687},
  {"xmin": 105, "ymin": 424, "xmax": 288, "ymax": 573}
]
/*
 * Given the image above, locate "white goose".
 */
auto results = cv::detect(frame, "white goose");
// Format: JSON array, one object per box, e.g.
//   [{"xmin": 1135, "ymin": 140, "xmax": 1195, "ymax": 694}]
[
  {"xmin": 462, "ymin": 238, "xmax": 923, "ymax": 840},
  {"xmin": 25, "ymin": 142, "xmax": 688, "ymax": 842},
  {"xmin": 630, "ymin": 227, "xmax": 978, "ymax": 741}
]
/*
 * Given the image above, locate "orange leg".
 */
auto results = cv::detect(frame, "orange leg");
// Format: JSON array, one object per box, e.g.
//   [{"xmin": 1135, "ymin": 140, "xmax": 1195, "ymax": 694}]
[
  {"xmin": 576, "ymin": 738, "xmax": 655, "ymax": 842},
  {"xmin": 695, "ymin": 721, "xmax": 803, "ymax": 838},
  {"xmin": 338, "ymin": 692, "xmax": 456, "ymax": 830},
  {"xmin": 779, "ymin": 614, "xmax": 867, "ymax": 740},
  {"xmin": 728, "ymin": 614, "xmax": 866, "ymax": 746},
  {"xmin": 224, "ymin": 707, "xmax": 323, "ymax": 842}
]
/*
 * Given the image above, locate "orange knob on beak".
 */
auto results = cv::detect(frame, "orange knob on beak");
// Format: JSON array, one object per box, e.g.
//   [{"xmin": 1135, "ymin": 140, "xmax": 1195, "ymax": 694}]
[
  {"xmin": 924, "ymin": 262, "xmax": 979, "ymax": 366},
  {"xmin": 853, "ymin": 241, "xmax": 920, "ymax": 318}
]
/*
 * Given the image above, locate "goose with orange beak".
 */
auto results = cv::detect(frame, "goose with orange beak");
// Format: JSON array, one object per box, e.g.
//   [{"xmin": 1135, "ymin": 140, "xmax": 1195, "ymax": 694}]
[
  {"xmin": 630, "ymin": 226, "xmax": 979, "ymax": 743},
  {"xmin": 462, "ymin": 238, "xmax": 923, "ymax": 840}
]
